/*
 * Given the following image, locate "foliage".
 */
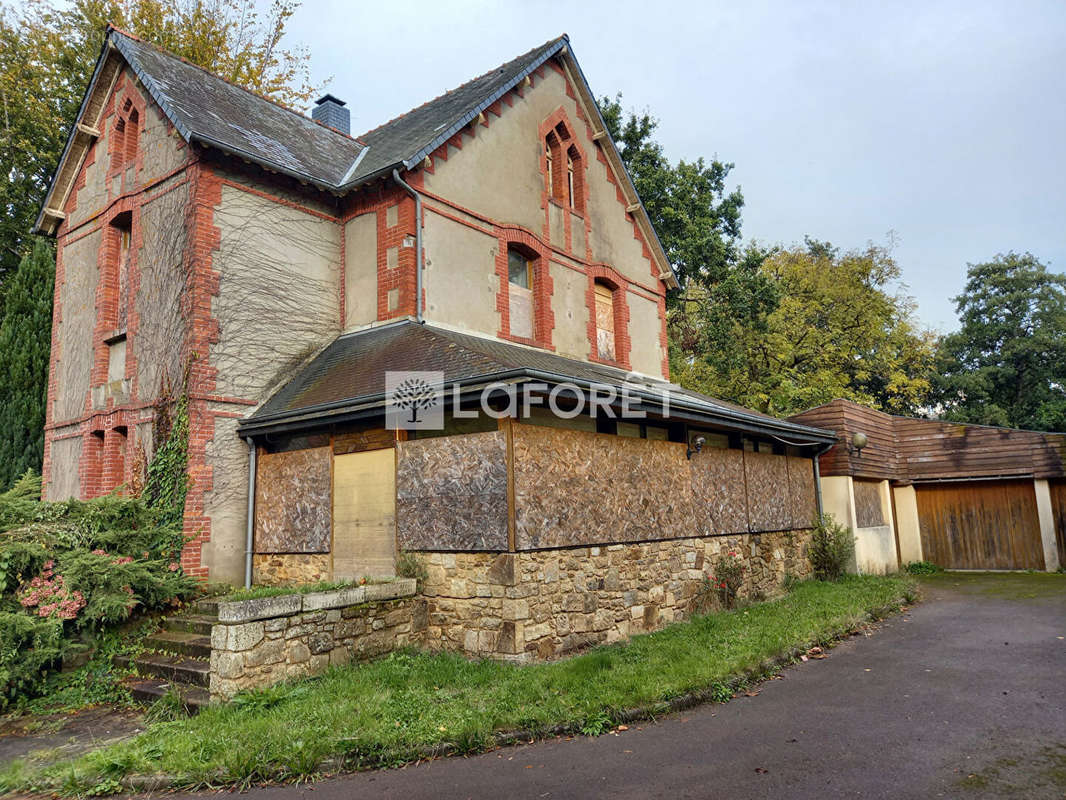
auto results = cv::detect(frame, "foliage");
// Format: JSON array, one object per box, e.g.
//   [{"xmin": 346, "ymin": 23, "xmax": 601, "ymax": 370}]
[
  {"xmin": 0, "ymin": 575, "xmax": 915, "ymax": 794},
  {"xmin": 934, "ymin": 252, "xmax": 1066, "ymax": 431},
  {"xmin": 903, "ymin": 560, "xmax": 943, "ymax": 575},
  {"xmin": 0, "ymin": 473, "xmax": 196, "ymax": 705},
  {"xmin": 673, "ymin": 238, "xmax": 937, "ymax": 416},
  {"xmin": 808, "ymin": 513, "xmax": 856, "ymax": 581},
  {"xmin": 395, "ymin": 551, "xmax": 428, "ymax": 584},
  {"xmin": 220, "ymin": 579, "xmax": 369, "ymax": 602},
  {"xmin": 706, "ymin": 550, "xmax": 745, "ymax": 609},
  {"xmin": 141, "ymin": 391, "xmax": 189, "ymax": 529},
  {"xmin": 0, "ymin": 239, "xmax": 55, "ymax": 489}
]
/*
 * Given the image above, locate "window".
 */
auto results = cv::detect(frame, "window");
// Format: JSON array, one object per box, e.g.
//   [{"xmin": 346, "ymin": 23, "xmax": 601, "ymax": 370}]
[
  {"xmin": 507, "ymin": 247, "xmax": 533, "ymax": 339},
  {"xmin": 111, "ymin": 213, "xmax": 132, "ymax": 330},
  {"xmin": 543, "ymin": 124, "xmax": 584, "ymax": 214},
  {"xmin": 107, "ymin": 335, "xmax": 127, "ymax": 384},
  {"xmin": 594, "ymin": 282, "xmax": 616, "ymax": 360},
  {"xmin": 111, "ymin": 100, "xmax": 138, "ymax": 172},
  {"xmin": 545, "ymin": 143, "xmax": 553, "ymax": 195},
  {"xmin": 567, "ymin": 153, "xmax": 575, "ymax": 208}
]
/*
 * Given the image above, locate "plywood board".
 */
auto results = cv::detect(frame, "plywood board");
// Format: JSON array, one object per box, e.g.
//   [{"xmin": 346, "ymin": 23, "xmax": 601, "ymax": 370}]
[
  {"xmin": 744, "ymin": 451, "xmax": 792, "ymax": 532},
  {"xmin": 333, "ymin": 448, "xmax": 396, "ymax": 578},
  {"xmin": 254, "ymin": 447, "xmax": 331, "ymax": 553},
  {"xmin": 853, "ymin": 479, "xmax": 885, "ymax": 528},
  {"xmin": 690, "ymin": 448, "xmax": 748, "ymax": 534},
  {"xmin": 395, "ymin": 431, "xmax": 508, "ymax": 550},
  {"xmin": 787, "ymin": 455, "xmax": 818, "ymax": 529}
]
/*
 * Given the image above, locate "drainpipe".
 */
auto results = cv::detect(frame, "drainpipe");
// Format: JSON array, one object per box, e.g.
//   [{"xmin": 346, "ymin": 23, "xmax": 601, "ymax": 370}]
[
  {"xmin": 813, "ymin": 442, "xmax": 835, "ymax": 520},
  {"xmin": 243, "ymin": 437, "xmax": 257, "ymax": 589},
  {"xmin": 391, "ymin": 168, "xmax": 424, "ymax": 323}
]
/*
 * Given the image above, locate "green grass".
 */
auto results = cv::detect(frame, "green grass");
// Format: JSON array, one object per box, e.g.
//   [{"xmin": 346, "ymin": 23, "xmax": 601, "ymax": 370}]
[
  {"xmin": 1, "ymin": 575, "xmax": 915, "ymax": 795},
  {"xmin": 217, "ymin": 580, "xmax": 371, "ymax": 602}
]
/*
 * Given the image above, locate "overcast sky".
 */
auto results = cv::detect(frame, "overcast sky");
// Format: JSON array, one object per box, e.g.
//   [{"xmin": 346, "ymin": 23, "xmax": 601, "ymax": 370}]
[{"xmin": 287, "ymin": 0, "xmax": 1066, "ymax": 332}]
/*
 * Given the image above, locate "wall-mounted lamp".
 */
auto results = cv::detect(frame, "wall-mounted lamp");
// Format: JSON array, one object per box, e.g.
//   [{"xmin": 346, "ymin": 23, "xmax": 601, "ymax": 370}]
[
  {"xmin": 847, "ymin": 431, "xmax": 868, "ymax": 457},
  {"xmin": 687, "ymin": 435, "xmax": 706, "ymax": 460}
]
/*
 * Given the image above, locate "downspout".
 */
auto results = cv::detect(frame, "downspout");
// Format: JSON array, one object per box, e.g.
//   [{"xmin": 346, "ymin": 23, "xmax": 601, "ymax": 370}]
[
  {"xmin": 813, "ymin": 442, "xmax": 835, "ymax": 520},
  {"xmin": 243, "ymin": 437, "xmax": 257, "ymax": 589},
  {"xmin": 391, "ymin": 169, "xmax": 424, "ymax": 323}
]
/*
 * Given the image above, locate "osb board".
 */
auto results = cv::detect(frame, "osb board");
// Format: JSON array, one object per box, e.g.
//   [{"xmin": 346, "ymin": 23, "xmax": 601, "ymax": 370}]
[
  {"xmin": 396, "ymin": 431, "xmax": 508, "ymax": 550},
  {"xmin": 512, "ymin": 424, "xmax": 692, "ymax": 549},
  {"xmin": 254, "ymin": 447, "xmax": 331, "ymax": 553},
  {"xmin": 787, "ymin": 455, "xmax": 818, "ymax": 529},
  {"xmin": 743, "ymin": 450, "xmax": 792, "ymax": 532},
  {"xmin": 854, "ymin": 479, "xmax": 885, "ymax": 528},
  {"xmin": 689, "ymin": 448, "xmax": 748, "ymax": 534}
]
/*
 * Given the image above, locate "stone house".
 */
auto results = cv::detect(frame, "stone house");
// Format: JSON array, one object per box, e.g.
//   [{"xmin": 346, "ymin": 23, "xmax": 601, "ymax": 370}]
[{"xmin": 37, "ymin": 27, "xmax": 836, "ymax": 661}]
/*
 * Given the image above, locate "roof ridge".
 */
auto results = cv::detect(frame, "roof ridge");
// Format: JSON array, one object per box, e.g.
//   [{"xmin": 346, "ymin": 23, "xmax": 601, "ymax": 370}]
[
  {"xmin": 106, "ymin": 25, "xmax": 364, "ymax": 147},
  {"xmin": 355, "ymin": 34, "xmax": 565, "ymax": 141}
]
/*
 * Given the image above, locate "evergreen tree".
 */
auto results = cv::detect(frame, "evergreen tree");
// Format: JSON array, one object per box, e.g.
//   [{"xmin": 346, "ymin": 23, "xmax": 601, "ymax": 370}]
[{"xmin": 0, "ymin": 240, "xmax": 55, "ymax": 489}]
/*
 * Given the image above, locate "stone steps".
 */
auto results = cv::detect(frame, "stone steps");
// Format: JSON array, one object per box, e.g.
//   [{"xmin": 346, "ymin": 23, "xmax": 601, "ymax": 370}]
[
  {"xmin": 144, "ymin": 629, "xmax": 212, "ymax": 659},
  {"xmin": 117, "ymin": 651, "xmax": 210, "ymax": 687},
  {"xmin": 166, "ymin": 613, "xmax": 216, "ymax": 636},
  {"xmin": 128, "ymin": 677, "xmax": 211, "ymax": 712}
]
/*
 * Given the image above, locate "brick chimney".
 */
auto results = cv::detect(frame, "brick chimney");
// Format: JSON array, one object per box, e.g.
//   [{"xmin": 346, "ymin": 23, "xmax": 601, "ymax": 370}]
[{"xmin": 312, "ymin": 94, "xmax": 350, "ymax": 135}]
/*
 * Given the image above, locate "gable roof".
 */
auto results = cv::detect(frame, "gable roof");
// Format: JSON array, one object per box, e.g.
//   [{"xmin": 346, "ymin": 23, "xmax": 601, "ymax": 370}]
[
  {"xmin": 240, "ymin": 320, "xmax": 837, "ymax": 445},
  {"xmin": 36, "ymin": 28, "xmax": 678, "ymax": 287}
]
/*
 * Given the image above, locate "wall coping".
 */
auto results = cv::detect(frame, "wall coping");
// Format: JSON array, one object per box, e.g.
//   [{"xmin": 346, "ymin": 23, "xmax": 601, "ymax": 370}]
[{"xmin": 216, "ymin": 578, "xmax": 417, "ymax": 623}]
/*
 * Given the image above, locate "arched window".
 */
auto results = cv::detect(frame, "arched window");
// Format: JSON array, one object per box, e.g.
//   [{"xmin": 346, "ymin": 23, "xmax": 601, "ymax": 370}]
[
  {"xmin": 543, "ymin": 124, "xmax": 585, "ymax": 214},
  {"xmin": 544, "ymin": 142, "xmax": 553, "ymax": 195},
  {"xmin": 567, "ymin": 153, "xmax": 575, "ymax": 208},
  {"xmin": 125, "ymin": 108, "xmax": 139, "ymax": 163},
  {"xmin": 111, "ymin": 100, "xmax": 139, "ymax": 172},
  {"xmin": 594, "ymin": 281, "xmax": 616, "ymax": 360},
  {"xmin": 508, "ymin": 246, "xmax": 534, "ymax": 339}
]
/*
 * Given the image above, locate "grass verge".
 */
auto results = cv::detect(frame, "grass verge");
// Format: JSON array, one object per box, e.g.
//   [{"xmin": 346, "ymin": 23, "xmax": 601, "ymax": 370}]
[{"xmin": 1, "ymin": 574, "xmax": 916, "ymax": 795}]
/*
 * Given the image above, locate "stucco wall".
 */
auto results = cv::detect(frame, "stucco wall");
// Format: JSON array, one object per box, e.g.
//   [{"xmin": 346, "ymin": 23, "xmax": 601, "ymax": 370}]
[
  {"xmin": 549, "ymin": 261, "xmax": 590, "ymax": 361},
  {"xmin": 210, "ymin": 181, "xmax": 341, "ymax": 399},
  {"xmin": 422, "ymin": 210, "xmax": 500, "ymax": 335},
  {"xmin": 53, "ymin": 229, "xmax": 100, "ymax": 423},
  {"xmin": 626, "ymin": 292, "xmax": 663, "ymax": 377},
  {"xmin": 344, "ymin": 212, "xmax": 377, "ymax": 329},
  {"xmin": 45, "ymin": 437, "xmax": 82, "ymax": 501}
]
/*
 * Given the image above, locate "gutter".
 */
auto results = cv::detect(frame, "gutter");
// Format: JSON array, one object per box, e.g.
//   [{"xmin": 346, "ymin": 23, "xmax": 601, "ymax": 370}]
[{"xmin": 391, "ymin": 169, "xmax": 424, "ymax": 323}]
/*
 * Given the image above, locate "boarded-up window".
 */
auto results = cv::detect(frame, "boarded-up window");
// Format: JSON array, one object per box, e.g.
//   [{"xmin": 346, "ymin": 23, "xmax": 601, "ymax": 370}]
[
  {"xmin": 254, "ymin": 447, "xmax": 332, "ymax": 553},
  {"xmin": 595, "ymin": 282, "xmax": 615, "ymax": 360},
  {"xmin": 508, "ymin": 248, "xmax": 533, "ymax": 339},
  {"xmin": 854, "ymin": 480, "xmax": 885, "ymax": 528}
]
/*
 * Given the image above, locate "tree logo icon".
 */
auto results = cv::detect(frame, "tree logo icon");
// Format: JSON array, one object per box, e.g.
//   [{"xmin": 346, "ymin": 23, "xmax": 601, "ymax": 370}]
[{"xmin": 385, "ymin": 371, "xmax": 444, "ymax": 430}]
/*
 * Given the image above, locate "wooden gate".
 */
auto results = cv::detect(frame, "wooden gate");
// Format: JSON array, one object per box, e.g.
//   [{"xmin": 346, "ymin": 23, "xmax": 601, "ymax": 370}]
[
  {"xmin": 915, "ymin": 480, "xmax": 1045, "ymax": 570},
  {"xmin": 1046, "ymin": 479, "xmax": 1066, "ymax": 569}
]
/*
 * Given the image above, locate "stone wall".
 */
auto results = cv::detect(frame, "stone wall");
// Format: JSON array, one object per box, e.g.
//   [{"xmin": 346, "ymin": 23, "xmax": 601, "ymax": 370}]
[
  {"xmin": 251, "ymin": 554, "xmax": 332, "ymax": 586},
  {"xmin": 417, "ymin": 529, "xmax": 812, "ymax": 662},
  {"xmin": 209, "ymin": 579, "xmax": 421, "ymax": 700}
]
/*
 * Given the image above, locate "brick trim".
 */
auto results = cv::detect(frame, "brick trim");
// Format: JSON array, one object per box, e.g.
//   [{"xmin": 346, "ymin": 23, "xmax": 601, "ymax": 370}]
[
  {"xmin": 585, "ymin": 264, "xmax": 632, "ymax": 370},
  {"xmin": 495, "ymin": 226, "xmax": 555, "ymax": 350}
]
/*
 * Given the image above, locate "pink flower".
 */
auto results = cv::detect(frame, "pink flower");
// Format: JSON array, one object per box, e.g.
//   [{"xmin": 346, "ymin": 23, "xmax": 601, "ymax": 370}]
[{"xmin": 168, "ymin": 562, "xmax": 179, "ymax": 572}]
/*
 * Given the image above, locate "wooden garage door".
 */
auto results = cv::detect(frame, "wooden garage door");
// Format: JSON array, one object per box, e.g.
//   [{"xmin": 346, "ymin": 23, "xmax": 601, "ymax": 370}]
[
  {"xmin": 1047, "ymin": 479, "xmax": 1066, "ymax": 569},
  {"xmin": 915, "ymin": 480, "xmax": 1045, "ymax": 570}
]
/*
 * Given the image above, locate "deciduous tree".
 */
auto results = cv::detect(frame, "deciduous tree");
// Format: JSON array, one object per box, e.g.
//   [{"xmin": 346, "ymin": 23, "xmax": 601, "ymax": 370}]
[{"xmin": 934, "ymin": 252, "xmax": 1066, "ymax": 431}]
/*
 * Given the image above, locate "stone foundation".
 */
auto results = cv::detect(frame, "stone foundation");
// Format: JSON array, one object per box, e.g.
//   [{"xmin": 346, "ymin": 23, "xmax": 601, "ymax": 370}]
[
  {"xmin": 417, "ymin": 530, "xmax": 811, "ymax": 661},
  {"xmin": 252, "ymin": 553, "xmax": 331, "ymax": 586},
  {"xmin": 209, "ymin": 579, "xmax": 423, "ymax": 700}
]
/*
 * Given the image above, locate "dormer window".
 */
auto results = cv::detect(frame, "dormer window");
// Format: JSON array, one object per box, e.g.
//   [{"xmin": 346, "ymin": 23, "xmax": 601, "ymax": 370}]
[
  {"xmin": 111, "ymin": 99, "xmax": 139, "ymax": 172},
  {"xmin": 508, "ymin": 247, "xmax": 533, "ymax": 339}
]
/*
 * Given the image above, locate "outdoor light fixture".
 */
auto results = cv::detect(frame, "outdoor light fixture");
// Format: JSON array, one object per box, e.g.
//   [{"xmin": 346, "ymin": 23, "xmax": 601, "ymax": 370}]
[
  {"xmin": 847, "ymin": 431, "xmax": 869, "ymax": 457},
  {"xmin": 687, "ymin": 435, "xmax": 706, "ymax": 460}
]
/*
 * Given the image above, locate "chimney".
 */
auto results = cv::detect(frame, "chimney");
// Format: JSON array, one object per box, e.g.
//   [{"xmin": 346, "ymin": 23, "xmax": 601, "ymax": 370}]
[{"xmin": 312, "ymin": 94, "xmax": 350, "ymax": 135}]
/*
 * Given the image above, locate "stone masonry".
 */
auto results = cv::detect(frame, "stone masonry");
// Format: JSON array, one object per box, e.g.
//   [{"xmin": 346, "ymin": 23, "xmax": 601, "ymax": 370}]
[
  {"xmin": 417, "ymin": 529, "xmax": 812, "ymax": 661},
  {"xmin": 209, "ymin": 579, "xmax": 423, "ymax": 700}
]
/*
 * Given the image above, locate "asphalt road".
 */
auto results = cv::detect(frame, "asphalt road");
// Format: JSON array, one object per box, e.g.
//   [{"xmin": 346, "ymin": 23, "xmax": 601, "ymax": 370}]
[{"xmin": 185, "ymin": 574, "xmax": 1066, "ymax": 800}]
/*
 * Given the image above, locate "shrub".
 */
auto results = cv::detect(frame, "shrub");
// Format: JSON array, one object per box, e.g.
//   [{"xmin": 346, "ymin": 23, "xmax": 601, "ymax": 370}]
[
  {"xmin": 0, "ymin": 473, "xmax": 198, "ymax": 706},
  {"xmin": 904, "ymin": 560, "xmax": 943, "ymax": 575},
  {"xmin": 808, "ymin": 513, "xmax": 855, "ymax": 581},
  {"xmin": 710, "ymin": 550, "xmax": 746, "ymax": 609},
  {"xmin": 395, "ymin": 550, "xmax": 427, "ymax": 583}
]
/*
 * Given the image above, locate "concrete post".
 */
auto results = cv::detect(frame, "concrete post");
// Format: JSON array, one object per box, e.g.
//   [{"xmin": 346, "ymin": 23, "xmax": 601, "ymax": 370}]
[{"xmin": 892, "ymin": 484, "xmax": 923, "ymax": 566}]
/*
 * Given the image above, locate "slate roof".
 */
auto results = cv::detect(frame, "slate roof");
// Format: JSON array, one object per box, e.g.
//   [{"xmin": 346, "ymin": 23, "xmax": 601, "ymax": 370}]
[
  {"xmin": 109, "ymin": 28, "xmax": 567, "ymax": 191},
  {"xmin": 239, "ymin": 321, "xmax": 837, "ymax": 445}
]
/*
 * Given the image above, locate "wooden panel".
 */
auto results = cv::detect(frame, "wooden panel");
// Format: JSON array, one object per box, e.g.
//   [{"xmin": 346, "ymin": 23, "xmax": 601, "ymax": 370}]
[
  {"xmin": 395, "ymin": 431, "xmax": 509, "ymax": 551},
  {"xmin": 787, "ymin": 456, "xmax": 818, "ymax": 529},
  {"xmin": 854, "ymin": 480, "xmax": 885, "ymax": 528},
  {"xmin": 1048, "ymin": 479, "xmax": 1066, "ymax": 569},
  {"xmin": 744, "ymin": 451, "xmax": 792, "ymax": 532},
  {"xmin": 510, "ymin": 284, "xmax": 533, "ymax": 339},
  {"xmin": 333, "ymin": 427, "xmax": 394, "ymax": 455},
  {"xmin": 690, "ymin": 448, "xmax": 748, "ymax": 534},
  {"xmin": 512, "ymin": 424, "xmax": 694, "ymax": 549},
  {"xmin": 333, "ymin": 449, "xmax": 396, "ymax": 578},
  {"xmin": 254, "ymin": 447, "xmax": 331, "ymax": 553},
  {"xmin": 915, "ymin": 480, "xmax": 1045, "ymax": 570}
]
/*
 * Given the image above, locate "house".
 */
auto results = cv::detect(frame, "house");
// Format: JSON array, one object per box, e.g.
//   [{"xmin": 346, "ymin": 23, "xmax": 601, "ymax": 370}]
[
  {"xmin": 36, "ymin": 27, "xmax": 837, "ymax": 665},
  {"xmin": 790, "ymin": 399, "xmax": 1065, "ymax": 573}
]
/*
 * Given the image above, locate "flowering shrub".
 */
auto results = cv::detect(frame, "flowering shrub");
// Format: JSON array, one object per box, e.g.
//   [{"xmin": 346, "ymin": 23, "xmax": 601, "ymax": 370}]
[
  {"xmin": 709, "ymin": 550, "xmax": 746, "ymax": 609},
  {"xmin": 0, "ymin": 472, "xmax": 198, "ymax": 706}
]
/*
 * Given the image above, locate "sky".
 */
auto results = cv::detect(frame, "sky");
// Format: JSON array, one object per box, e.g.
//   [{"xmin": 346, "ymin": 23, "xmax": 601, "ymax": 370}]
[{"xmin": 286, "ymin": 0, "xmax": 1066, "ymax": 332}]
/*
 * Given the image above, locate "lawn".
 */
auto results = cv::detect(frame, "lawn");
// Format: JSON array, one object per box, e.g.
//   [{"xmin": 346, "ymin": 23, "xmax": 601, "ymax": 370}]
[{"xmin": 1, "ymin": 574, "xmax": 916, "ymax": 795}]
